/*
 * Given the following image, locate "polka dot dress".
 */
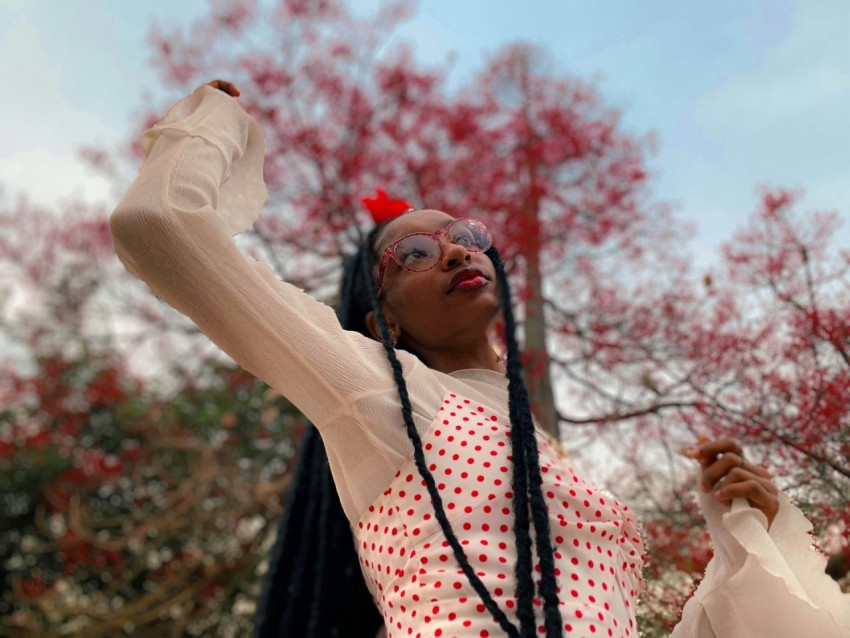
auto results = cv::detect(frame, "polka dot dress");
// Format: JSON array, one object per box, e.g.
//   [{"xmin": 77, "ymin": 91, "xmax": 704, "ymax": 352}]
[{"xmin": 354, "ymin": 392, "xmax": 644, "ymax": 638}]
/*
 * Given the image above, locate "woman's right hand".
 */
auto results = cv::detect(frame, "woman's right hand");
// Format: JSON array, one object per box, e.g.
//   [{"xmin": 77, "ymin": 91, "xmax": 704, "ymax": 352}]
[
  {"xmin": 682, "ymin": 437, "xmax": 779, "ymax": 527},
  {"xmin": 206, "ymin": 79, "xmax": 240, "ymax": 97}
]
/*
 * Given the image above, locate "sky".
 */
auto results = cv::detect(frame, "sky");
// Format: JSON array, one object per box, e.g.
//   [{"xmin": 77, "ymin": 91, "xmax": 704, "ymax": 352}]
[{"xmin": 1, "ymin": 0, "xmax": 848, "ymax": 267}]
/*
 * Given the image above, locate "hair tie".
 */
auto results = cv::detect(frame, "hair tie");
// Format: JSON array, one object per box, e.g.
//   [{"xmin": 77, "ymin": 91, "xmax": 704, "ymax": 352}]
[{"xmin": 361, "ymin": 188, "xmax": 414, "ymax": 224}]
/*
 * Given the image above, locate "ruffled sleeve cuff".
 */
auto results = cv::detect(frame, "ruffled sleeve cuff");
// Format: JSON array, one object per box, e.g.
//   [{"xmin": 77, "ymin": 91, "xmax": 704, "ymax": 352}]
[
  {"xmin": 139, "ymin": 84, "xmax": 267, "ymax": 235},
  {"xmin": 677, "ymin": 492, "xmax": 850, "ymax": 637}
]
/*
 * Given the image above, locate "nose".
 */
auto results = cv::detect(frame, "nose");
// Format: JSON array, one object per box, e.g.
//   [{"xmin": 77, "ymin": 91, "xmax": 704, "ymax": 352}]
[{"xmin": 439, "ymin": 236, "xmax": 472, "ymax": 270}]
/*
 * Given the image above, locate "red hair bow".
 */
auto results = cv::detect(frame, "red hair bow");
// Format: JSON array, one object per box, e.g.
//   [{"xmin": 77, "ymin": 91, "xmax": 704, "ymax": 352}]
[{"xmin": 361, "ymin": 189, "xmax": 413, "ymax": 224}]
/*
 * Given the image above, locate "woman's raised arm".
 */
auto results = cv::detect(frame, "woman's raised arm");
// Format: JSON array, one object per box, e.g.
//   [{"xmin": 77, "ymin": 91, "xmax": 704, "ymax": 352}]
[{"xmin": 109, "ymin": 83, "xmax": 401, "ymax": 428}]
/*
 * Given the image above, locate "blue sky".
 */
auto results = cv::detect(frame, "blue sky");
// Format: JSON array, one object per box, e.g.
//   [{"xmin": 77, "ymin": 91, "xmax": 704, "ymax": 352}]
[{"xmin": 1, "ymin": 0, "xmax": 848, "ymax": 266}]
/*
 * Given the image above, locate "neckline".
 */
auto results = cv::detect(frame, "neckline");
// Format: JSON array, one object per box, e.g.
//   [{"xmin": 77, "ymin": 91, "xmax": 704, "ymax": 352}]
[{"xmin": 447, "ymin": 367, "xmax": 508, "ymax": 386}]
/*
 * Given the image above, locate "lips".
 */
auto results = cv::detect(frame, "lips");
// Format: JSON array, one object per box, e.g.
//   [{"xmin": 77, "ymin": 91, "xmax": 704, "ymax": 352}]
[{"xmin": 448, "ymin": 268, "xmax": 490, "ymax": 292}]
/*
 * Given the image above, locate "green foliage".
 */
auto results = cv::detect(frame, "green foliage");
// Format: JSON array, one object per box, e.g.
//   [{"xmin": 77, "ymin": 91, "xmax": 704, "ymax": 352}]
[{"xmin": 1, "ymin": 352, "xmax": 304, "ymax": 637}]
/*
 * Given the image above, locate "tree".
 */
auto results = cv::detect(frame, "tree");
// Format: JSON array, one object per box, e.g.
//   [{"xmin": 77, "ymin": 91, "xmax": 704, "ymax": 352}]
[
  {"xmin": 557, "ymin": 189, "xmax": 850, "ymax": 631},
  {"xmin": 423, "ymin": 44, "xmax": 665, "ymax": 433},
  {"xmin": 0, "ymin": 349, "xmax": 307, "ymax": 636}
]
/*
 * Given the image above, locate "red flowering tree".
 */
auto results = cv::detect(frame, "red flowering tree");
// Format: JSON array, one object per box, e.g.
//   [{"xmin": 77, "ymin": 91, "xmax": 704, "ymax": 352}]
[
  {"xmin": 0, "ymin": 348, "xmax": 307, "ymax": 635},
  {"xmin": 421, "ymin": 44, "xmax": 670, "ymax": 433},
  {"xmin": 563, "ymin": 189, "xmax": 850, "ymax": 631}
]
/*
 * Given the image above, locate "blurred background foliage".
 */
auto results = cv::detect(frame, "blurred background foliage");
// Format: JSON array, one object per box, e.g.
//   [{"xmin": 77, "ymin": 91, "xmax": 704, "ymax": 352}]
[{"xmin": 1, "ymin": 340, "xmax": 306, "ymax": 636}]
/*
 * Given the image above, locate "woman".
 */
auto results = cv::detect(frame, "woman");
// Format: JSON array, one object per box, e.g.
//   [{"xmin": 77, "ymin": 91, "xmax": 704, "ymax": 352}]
[{"xmin": 109, "ymin": 81, "xmax": 850, "ymax": 637}]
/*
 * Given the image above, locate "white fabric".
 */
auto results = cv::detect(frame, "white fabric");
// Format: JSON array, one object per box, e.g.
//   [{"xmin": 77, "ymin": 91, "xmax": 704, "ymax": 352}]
[
  {"xmin": 672, "ymin": 493, "xmax": 850, "ymax": 637},
  {"xmin": 110, "ymin": 85, "xmax": 850, "ymax": 637}
]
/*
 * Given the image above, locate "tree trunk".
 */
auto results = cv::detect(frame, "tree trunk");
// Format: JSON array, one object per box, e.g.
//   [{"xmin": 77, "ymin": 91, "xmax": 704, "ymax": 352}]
[
  {"xmin": 524, "ymin": 252, "xmax": 557, "ymax": 436},
  {"xmin": 516, "ymin": 60, "xmax": 558, "ymax": 438},
  {"xmin": 522, "ymin": 198, "xmax": 558, "ymax": 437}
]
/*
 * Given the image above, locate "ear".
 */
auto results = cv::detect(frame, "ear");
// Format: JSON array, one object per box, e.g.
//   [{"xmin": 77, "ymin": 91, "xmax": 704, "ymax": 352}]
[
  {"xmin": 365, "ymin": 310, "xmax": 398, "ymax": 343},
  {"xmin": 365, "ymin": 311, "xmax": 381, "ymax": 342}
]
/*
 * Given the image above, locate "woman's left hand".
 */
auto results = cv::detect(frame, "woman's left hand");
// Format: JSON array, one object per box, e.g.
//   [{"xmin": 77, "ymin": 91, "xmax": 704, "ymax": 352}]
[
  {"xmin": 206, "ymin": 79, "xmax": 241, "ymax": 97},
  {"xmin": 683, "ymin": 438, "xmax": 779, "ymax": 528}
]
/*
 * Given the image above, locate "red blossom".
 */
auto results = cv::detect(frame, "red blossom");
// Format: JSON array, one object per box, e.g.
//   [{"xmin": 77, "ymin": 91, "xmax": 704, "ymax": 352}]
[
  {"xmin": 85, "ymin": 368, "xmax": 128, "ymax": 408},
  {"xmin": 19, "ymin": 576, "xmax": 49, "ymax": 599}
]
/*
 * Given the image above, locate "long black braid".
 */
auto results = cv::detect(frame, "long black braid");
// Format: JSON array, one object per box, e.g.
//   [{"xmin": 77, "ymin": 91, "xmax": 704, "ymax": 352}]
[
  {"xmin": 252, "ymin": 232, "xmax": 387, "ymax": 637},
  {"xmin": 254, "ymin": 424, "xmax": 382, "ymax": 637},
  {"xmin": 489, "ymin": 248, "xmax": 563, "ymax": 636},
  {"xmin": 254, "ymin": 224, "xmax": 563, "ymax": 637}
]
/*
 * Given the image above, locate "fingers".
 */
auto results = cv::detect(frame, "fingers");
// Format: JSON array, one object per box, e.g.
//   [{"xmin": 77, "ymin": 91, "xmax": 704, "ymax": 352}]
[
  {"xmin": 206, "ymin": 79, "xmax": 241, "ymax": 97},
  {"xmin": 693, "ymin": 437, "xmax": 744, "ymax": 468},
  {"xmin": 714, "ymin": 471, "xmax": 776, "ymax": 504},
  {"xmin": 699, "ymin": 451, "xmax": 745, "ymax": 492},
  {"xmin": 741, "ymin": 464, "xmax": 772, "ymax": 479},
  {"xmin": 683, "ymin": 437, "xmax": 780, "ymax": 527},
  {"xmin": 714, "ymin": 470, "xmax": 779, "ymax": 525}
]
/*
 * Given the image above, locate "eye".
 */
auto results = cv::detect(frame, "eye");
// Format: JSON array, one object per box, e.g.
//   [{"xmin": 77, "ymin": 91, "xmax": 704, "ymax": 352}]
[
  {"xmin": 395, "ymin": 235, "xmax": 438, "ymax": 269},
  {"xmin": 400, "ymin": 247, "xmax": 430, "ymax": 266},
  {"xmin": 450, "ymin": 220, "xmax": 490, "ymax": 250},
  {"xmin": 450, "ymin": 222, "xmax": 481, "ymax": 248},
  {"xmin": 453, "ymin": 232, "xmax": 476, "ymax": 248}
]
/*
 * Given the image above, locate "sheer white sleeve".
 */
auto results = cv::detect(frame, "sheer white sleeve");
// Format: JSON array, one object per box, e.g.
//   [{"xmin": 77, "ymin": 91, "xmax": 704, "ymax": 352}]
[
  {"xmin": 669, "ymin": 493, "xmax": 850, "ymax": 637},
  {"xmin": 109, "ymin": 85, "xmax": 412, "ymax": 430}
]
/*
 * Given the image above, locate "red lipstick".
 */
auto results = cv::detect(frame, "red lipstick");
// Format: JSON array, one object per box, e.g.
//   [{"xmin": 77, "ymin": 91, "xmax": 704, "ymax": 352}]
[{"xmin": 448, "ymin": 268, "xmax": 489, "ymax": 292}]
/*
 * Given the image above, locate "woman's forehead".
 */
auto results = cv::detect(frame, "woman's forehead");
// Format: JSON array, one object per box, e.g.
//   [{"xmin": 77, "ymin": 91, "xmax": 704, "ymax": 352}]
[{"xmin": 378, "ymin": 209, "xmax": 455, "ymax": 249}]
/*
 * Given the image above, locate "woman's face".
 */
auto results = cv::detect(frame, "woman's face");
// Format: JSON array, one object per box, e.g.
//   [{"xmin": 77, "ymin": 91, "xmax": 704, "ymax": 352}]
[{"xmin": 373, "ymin": 209, "xmax": 500, "ymax": 353}]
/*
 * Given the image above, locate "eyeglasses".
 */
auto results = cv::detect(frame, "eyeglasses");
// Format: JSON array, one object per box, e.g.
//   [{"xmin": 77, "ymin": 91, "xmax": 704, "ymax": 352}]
[{"xmin": 376, "ymin": 218, "xmax": 493, "ymax": 295}]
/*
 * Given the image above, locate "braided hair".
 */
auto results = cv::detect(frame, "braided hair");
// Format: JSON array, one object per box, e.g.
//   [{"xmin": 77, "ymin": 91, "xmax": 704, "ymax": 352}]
[{"xmin": 254, "ymin": 224, "xmax": 563, "ymax": 637}]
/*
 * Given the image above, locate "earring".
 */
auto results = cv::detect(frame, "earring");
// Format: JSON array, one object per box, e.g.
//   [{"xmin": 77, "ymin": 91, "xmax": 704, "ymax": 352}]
[{"xmin": 391, "ymin": 329, "xmax": 399, "ymax": 348}]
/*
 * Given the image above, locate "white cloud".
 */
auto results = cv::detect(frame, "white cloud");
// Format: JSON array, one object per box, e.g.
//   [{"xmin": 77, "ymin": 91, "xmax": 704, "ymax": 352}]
[{"xmin": 0, "ymin": 151, "xmax": 111, "ymax": 206}]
